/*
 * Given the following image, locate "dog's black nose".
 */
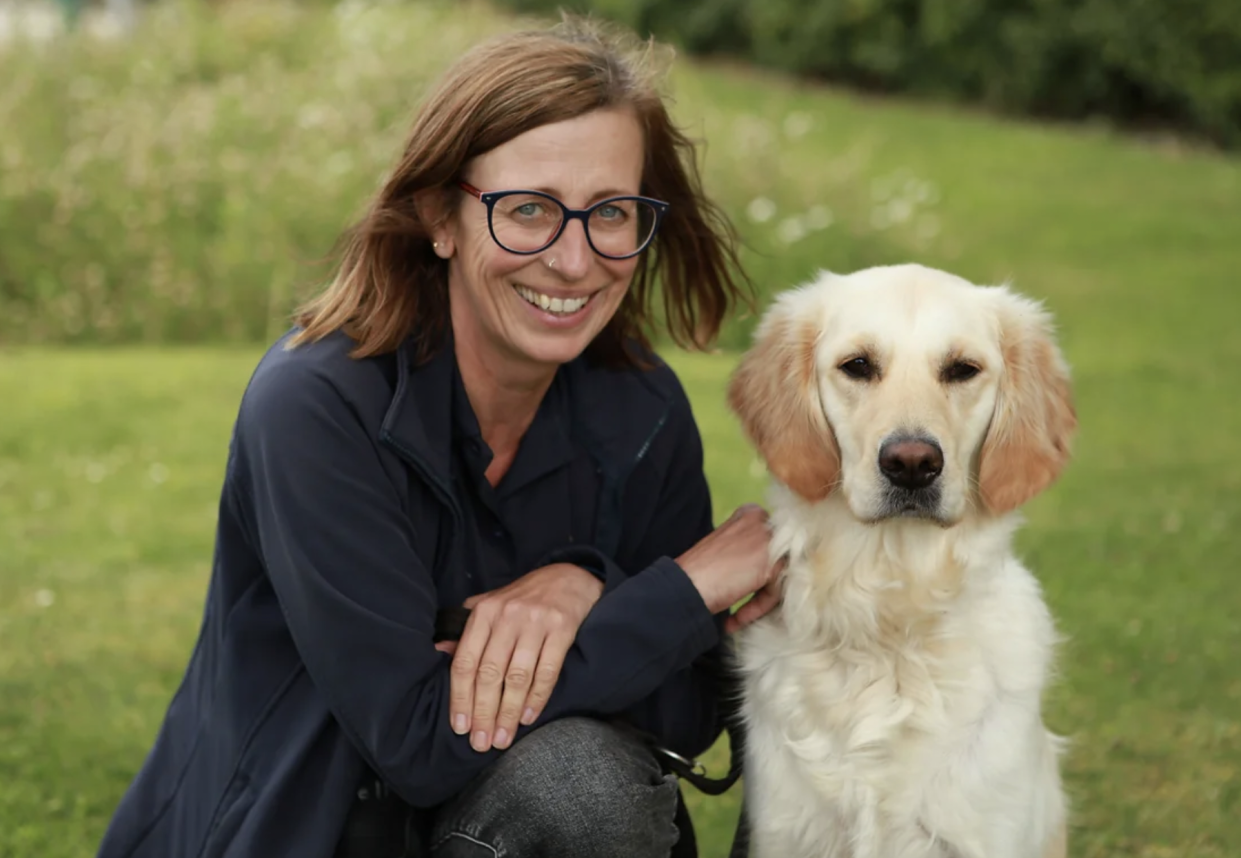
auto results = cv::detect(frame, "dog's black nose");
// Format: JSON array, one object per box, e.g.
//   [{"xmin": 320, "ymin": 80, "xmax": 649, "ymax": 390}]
[{"xmin": 879, "ymin": 438, "xmax": 944, "ymax": 490}]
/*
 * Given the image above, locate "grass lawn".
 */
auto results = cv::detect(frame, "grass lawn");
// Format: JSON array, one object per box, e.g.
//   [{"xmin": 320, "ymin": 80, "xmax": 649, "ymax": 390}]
[{"xmin": 2, "ymin": 2, "xmax": 1240, "ymax": 857}]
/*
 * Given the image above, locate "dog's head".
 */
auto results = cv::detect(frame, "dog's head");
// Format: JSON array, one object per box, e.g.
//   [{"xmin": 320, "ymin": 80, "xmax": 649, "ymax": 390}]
[{"xmin": 728, "ymin": 264, "xmax": 1077, "ymax": 524}]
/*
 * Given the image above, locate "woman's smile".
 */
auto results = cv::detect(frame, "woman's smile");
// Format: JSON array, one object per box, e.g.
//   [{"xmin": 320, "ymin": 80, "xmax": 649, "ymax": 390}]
[{"xmin": 512, "ymin": 283, "xmax": 598, "ymax": 318}]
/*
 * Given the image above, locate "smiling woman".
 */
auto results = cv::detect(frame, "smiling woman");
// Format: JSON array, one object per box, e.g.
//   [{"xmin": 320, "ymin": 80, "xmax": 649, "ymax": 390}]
[
  {"xmin": 94, "ymin": 13, "xmax": 779, "ymax": 858},
  {"xmin": 289, "ymin": 17, "xmax": 743, "ymax": 371}
]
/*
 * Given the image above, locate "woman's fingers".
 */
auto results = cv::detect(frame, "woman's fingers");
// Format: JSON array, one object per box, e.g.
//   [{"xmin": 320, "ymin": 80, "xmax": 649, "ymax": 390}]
[
  {"xmin": 677, "ymin": 504, "xmax": 778, "ymax": 615},
  {"xmin": 448, "ymin": 607, "xmax": 491, "ymax": 738},
  {"xmin": 521, "ymin": 625, "xmax": 573, "ymax": 727},
  {"xmin": 466, "ymin": 611, "xmax": 521, "ymax": 752},
  {"xmin": 445, "ymin": 565, "xmax": 605, "ymax": 750},
  {"xmin": 725, "ymin": 556, "xmax": 787, "ymax": 634},
  {"xmin": 491, "ymin": 625, "xmax": 546, "ymax": 749},
  {"xmin": 725, "ymin": 578, "xmax": 783, "ymax": 634}
]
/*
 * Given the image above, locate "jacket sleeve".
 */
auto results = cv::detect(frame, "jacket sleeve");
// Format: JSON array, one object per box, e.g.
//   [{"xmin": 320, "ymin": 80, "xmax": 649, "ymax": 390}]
[
  {"xmin": 598, "ymin": 385, "xmax": 732, "ymax": 760},
  {"xmin": 230, "ymin": 359, "xmax": 720, "ymax": 808}
]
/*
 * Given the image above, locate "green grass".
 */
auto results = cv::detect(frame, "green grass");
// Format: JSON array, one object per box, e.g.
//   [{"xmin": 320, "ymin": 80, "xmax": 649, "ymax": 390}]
[{"xmin": 3, "ymin": 1, "xmax": 1240, "ymax": 857}]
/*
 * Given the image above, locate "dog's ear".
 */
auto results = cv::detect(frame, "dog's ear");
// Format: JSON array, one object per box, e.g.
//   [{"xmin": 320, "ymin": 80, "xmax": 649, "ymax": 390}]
[
  {"xmin": 728, "ymin": 294, "xmax": 840, "ymax": 502},
  {"xmin": 978, "ymin": 290, "xmax": 1077, "ymax": 514}
]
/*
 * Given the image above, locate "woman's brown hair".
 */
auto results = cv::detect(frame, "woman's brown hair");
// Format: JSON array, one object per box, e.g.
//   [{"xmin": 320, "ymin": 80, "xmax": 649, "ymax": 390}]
[{"xmin": 290, "ymin": 14, "xmax": 750, "ymax": 366}]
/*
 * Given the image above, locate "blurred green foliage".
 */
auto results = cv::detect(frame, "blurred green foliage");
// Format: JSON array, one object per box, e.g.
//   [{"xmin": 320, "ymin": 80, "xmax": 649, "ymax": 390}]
[
  {"xmin": 500, "ymin": 0, "xmax": 1241, "ymax": 148},
  {"xmin": 0, "ymin": 1, "xmax": 527, "ymax": 345},
  {"xmin": 0, "ymin": 0, "xmax": 904, "ymax": 350}
]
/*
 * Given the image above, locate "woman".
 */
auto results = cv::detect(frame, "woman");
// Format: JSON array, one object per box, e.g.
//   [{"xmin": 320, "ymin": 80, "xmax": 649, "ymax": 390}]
[{"xmin": 96, "ymin": 15, "xmax": 782, "ymax": 858}]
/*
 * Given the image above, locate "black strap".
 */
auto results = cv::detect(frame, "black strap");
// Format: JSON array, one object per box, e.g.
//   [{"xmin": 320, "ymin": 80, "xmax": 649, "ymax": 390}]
[{"xmin": 658, "ymin": 643, "xmax": 746, "ymax": 797}]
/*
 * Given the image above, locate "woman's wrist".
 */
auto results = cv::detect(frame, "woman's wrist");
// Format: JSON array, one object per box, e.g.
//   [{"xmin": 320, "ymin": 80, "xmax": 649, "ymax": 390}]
[
  {"xmin": 558, "ymin": 563, "xmax": 605, "ymax": 604},
  {"xmin": 676, "ymin": 558, "xmax": 727, "ymax": 615}
]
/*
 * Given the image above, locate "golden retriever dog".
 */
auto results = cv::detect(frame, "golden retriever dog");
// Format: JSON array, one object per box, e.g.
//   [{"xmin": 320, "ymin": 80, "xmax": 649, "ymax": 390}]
[{"xmin": 727, "ymin": 264, "xmax": 1076, "ymax": 858}]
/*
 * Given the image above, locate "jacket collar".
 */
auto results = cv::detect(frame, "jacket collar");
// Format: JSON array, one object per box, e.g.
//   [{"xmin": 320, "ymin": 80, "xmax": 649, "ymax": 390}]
[
  {"xmin": 560, "ymin": 355, "xmax": 674, "ymax": 479},
  {"xmin": 450, "ymin": 359, "xmax": 575, "ymax": 499},
  {"xmin": 379, "ymin": 337, "xmax": 674, "ymax": 501}
]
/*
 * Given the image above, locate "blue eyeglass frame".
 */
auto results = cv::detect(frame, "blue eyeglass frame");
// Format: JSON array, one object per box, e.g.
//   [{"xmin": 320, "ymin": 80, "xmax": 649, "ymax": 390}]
[{"xmin": 458, "ymin": 182, "xmax": 670, "ymax": 260}]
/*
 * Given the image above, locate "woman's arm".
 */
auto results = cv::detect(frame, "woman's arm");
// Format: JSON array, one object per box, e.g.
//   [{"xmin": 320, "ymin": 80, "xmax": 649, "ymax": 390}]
[{"xmin": 593, "ymin": 391, "xmax": 733, "ymax": 760}]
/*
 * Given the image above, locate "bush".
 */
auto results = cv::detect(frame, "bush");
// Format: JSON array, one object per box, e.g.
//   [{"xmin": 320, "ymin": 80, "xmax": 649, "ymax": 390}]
[{"xmin": 499, "ymin": 0, "xmax": 1241, "ymax": 148}]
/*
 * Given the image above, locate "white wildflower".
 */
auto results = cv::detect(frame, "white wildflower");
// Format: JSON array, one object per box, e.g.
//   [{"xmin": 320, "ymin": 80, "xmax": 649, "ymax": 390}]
[
  {"xmin": 805, "ymin": 205, "xmax": 833, "ymax": 230},
  {"xmin": 886, "ymin": 198, "xmax": 914, "ymax": 225},
  {"xmin": 776, "ymin": 216, "xmax": 807, "ymax": 245},
  {"xmin": 909, "ymin": 179, "xmax": 940, "ymax": 205},
  {"xmin": 782, "ymin": 111, "xmax": 813, "ymax": 140},
  {"xmin": 297, "ymin": 104, "xmax": 331, "ymax": 130},
  {"xmin": 746, "ymin": 197, "xmax": 777, "ymax": 224}
]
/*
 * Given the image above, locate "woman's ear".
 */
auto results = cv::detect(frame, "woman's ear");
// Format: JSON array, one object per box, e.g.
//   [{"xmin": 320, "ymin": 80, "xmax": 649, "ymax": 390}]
[
  {"xmin": 977, "ymin": 289, "xmax": 1077, "ymax": 514},
  {"xmin": 415, "ymin": 188, "xmax": 455, "ymax": 258},
  {"xmin": 728, "ymin": 294, "xmax": 840, "ymax": 503}
]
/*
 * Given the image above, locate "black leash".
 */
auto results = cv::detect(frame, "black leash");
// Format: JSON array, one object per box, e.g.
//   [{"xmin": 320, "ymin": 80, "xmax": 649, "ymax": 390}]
[{"xmin": 433, "ymin": 607, "xmax": 750, "ymax": 857}]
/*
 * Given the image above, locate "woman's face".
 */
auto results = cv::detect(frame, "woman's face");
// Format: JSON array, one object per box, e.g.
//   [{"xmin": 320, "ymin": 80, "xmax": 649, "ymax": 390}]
[{"xmin": 433, "ymin": 108, "xmax": 646, "ymax": 376}]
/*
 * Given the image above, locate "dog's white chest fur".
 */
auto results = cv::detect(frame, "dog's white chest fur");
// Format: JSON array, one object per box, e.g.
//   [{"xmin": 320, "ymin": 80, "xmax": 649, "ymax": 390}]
[{"xmin": 737, "ymin": 496, "xmax": 1066, "ymax": 858}]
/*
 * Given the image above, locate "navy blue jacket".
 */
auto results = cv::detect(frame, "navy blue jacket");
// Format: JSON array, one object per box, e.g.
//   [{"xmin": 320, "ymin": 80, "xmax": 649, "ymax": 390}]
[{"xmin": 96, "ymin": 329, "xmax": 728, "ymax": 858}]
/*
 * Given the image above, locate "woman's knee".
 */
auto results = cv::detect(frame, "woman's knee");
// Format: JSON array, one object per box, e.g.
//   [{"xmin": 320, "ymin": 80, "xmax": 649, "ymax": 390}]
[
  {"xmin": 433, "ymin": 717, "xmax": 681, "ymax": 858},
  {"xmin": 516, "ymin": 717, "xmax": 664, "ymax": 785},
  {"xmin": 490, "ymin": 718, "xmax": 678, "ymax": 841}
]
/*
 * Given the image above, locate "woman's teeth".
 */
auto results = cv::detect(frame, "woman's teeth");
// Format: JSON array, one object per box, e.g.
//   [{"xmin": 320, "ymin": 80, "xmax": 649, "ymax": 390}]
[{"xmin": 515, "ymin": 285, "xmax": 591, "ymax": 315}]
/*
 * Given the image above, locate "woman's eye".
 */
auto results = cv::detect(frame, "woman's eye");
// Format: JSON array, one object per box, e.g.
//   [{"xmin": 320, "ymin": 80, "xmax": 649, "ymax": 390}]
[
  {"xmin": 839, "ymin": 356, "xmax": 876, "ymax": 381},
  {"xmin": 596, "ymin": 204, "xmax": 625, "ymax": 220},
  {"xmin": 942, "ymin": 361, "xmax": 981, "ymax": 383},
  {"xmin": 514, "ymin": 203, "xmax": 544, "ymax": 218}
]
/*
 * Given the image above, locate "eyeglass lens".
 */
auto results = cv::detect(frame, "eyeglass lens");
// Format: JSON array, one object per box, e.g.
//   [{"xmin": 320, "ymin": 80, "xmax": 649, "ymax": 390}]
[{"xmin": 490, "ymin": 194, "xmax": 658, "ymax": 257}]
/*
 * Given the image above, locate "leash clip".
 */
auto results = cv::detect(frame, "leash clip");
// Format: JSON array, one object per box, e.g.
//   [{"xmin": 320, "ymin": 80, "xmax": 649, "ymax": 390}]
[{"xmin": 654, "ymin": 745, "xmax": 708, "ymax": 778}]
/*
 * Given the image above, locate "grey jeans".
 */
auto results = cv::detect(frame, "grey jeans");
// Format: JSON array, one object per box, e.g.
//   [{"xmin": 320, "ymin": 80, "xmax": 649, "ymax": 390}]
[{"xmin": 339, "ymin": 717, "xmax": 683, "ymax": 858}]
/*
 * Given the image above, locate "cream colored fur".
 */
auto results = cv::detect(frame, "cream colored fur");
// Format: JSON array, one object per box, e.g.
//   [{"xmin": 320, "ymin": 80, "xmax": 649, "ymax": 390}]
[{"xmin": 728, "ymin": 264, "xmax": 1076, "ymax": 858}]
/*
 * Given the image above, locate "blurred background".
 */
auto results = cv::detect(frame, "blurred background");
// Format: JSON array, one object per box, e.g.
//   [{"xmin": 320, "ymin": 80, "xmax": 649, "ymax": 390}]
[{"xmin": 1, "ymin": 0, "xmax": 1238, "ymax": 856}]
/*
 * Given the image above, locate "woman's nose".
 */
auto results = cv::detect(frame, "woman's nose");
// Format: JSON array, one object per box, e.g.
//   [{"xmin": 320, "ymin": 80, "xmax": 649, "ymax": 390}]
[{"xmin": 546, "ymin": 219, "xmax": 592, "ymax": 277}]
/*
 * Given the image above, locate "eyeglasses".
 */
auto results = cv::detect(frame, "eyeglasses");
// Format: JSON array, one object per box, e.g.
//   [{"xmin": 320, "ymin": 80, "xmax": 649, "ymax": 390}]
[{"xmin": 458, "ymin": 182, "xmax": 669, "ymax": 260}]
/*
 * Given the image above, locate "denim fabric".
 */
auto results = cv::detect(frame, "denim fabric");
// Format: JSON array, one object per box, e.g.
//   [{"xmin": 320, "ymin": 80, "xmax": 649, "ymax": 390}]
[
  {"xmin": 431, "ymin": 718, "xmax": 681, "ymax": 858},
  {"xmin": 337, "ymin": 718, "xmax": 681, "ymax": 858}
]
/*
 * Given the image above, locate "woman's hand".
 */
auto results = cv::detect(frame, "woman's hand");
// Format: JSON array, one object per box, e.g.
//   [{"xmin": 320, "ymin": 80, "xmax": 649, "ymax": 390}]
[
  {"xmin": 439, "ymin": 563, "xmax": 603, "ymax": 753},
  {"xmin": 675, "ymin": 504, "xmax": 785, "ymax": 633}
]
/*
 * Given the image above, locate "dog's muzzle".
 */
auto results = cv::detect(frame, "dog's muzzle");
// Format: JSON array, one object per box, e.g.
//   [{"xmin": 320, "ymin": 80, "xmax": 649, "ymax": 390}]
[{"xmin": 876, "ymin": 435, "xmax": 945, "ymax": 519}]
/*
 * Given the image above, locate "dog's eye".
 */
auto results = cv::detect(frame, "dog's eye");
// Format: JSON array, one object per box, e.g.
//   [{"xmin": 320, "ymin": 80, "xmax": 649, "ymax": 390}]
[
  {"xmin": 942, "ymin": 361, "xmax": 981, "ymax": 383},
  {"xmin": 839, "ymin": 356, "xmax": 876, "ymax": 381}
]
